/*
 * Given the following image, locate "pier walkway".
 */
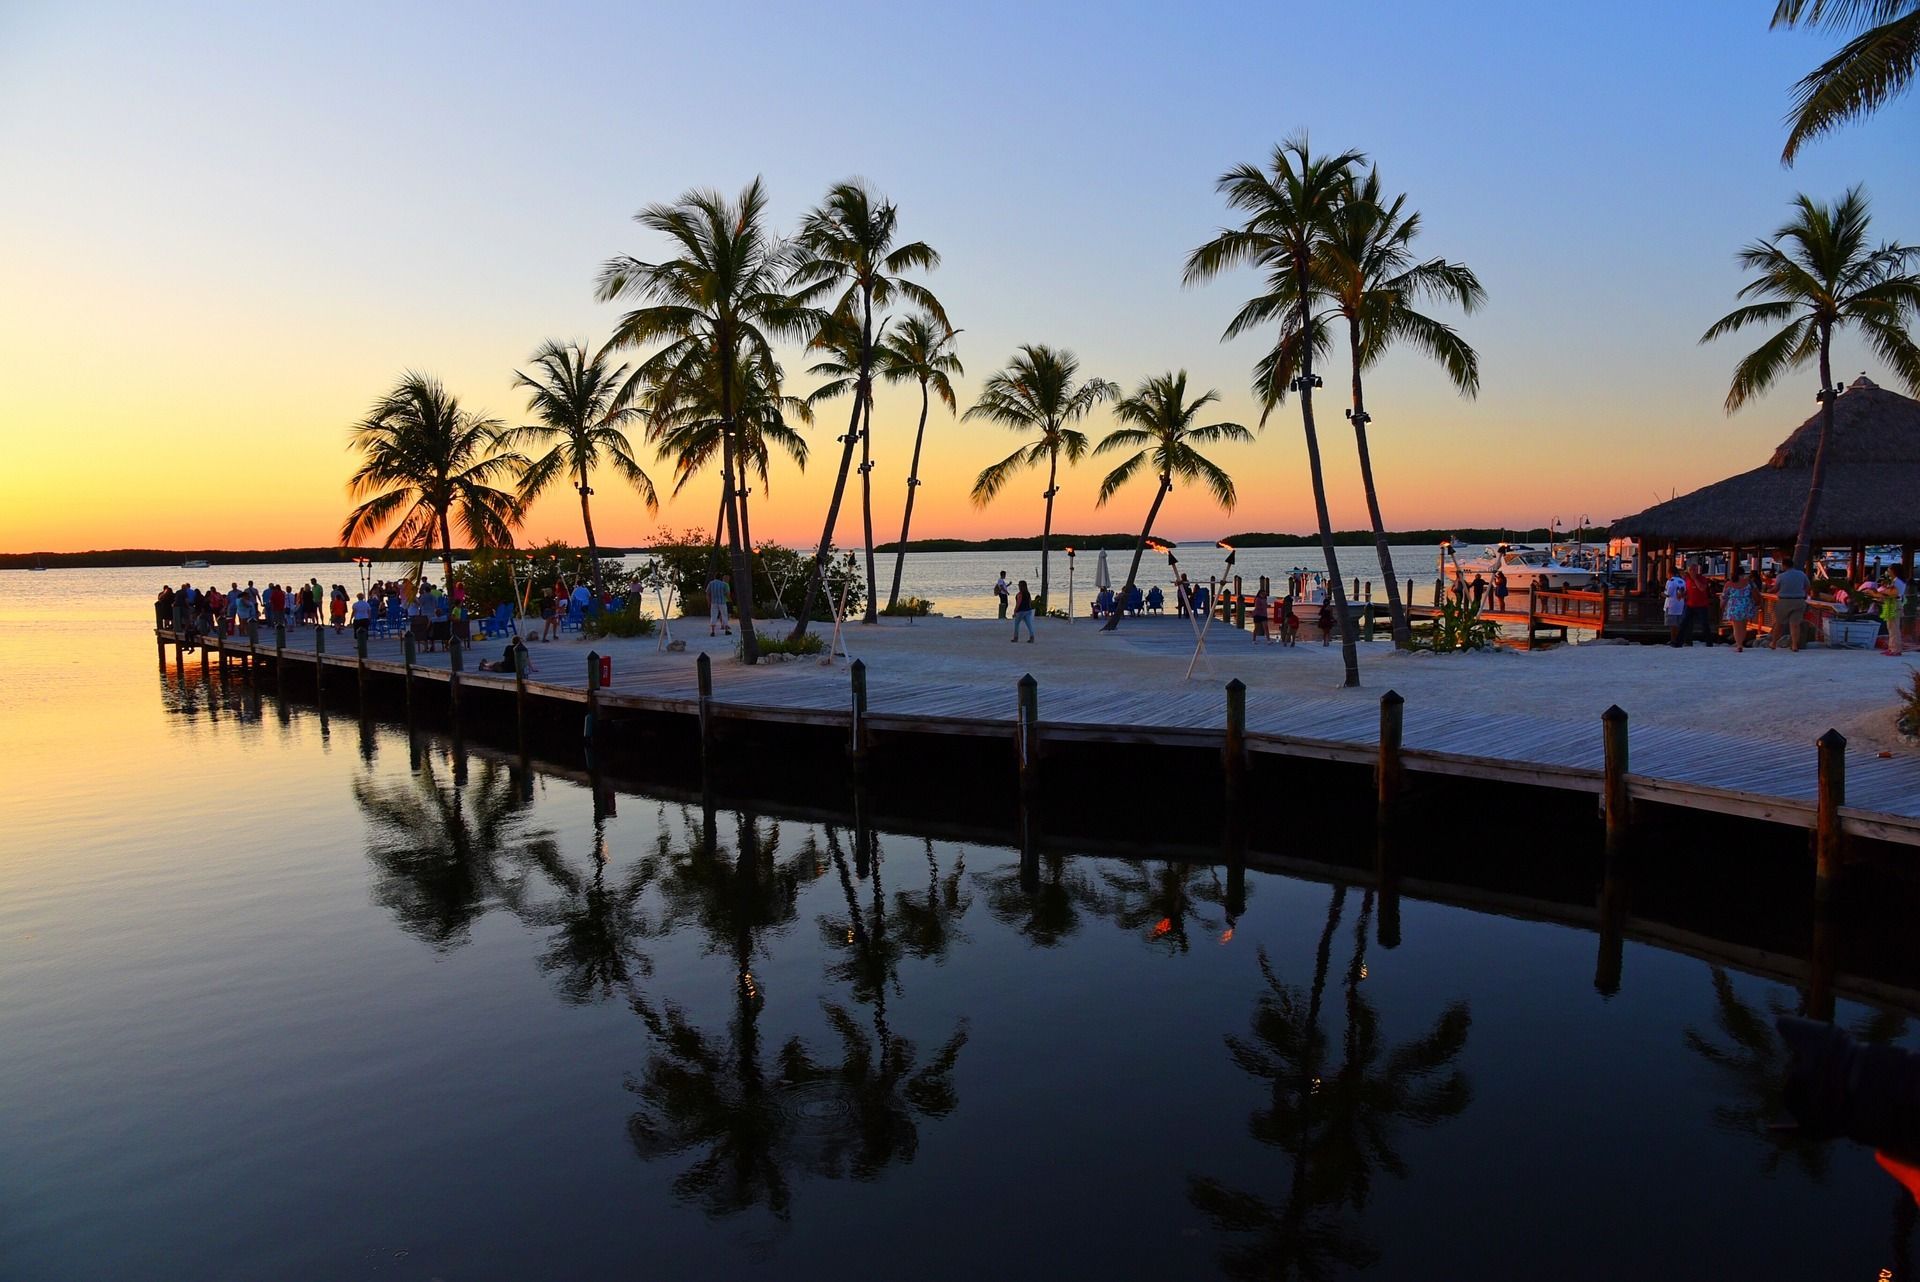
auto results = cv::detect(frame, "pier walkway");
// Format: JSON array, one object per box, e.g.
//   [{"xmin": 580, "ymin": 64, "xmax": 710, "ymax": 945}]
[{"xmin": 162, "ymin": 613, "xmax": 1920, "ymax": 847}]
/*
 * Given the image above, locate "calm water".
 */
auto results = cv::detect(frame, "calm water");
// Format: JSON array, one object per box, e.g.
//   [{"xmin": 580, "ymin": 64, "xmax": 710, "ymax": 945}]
[{"xmin": 3, "ymin": 566, "xmax": 1916, "ymax": 1281}]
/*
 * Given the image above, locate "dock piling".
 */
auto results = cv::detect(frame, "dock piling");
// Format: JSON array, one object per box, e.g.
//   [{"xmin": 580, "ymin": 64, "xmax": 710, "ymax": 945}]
[
  {"xmin": 1601, "ymin": 705, "xmax": 1630, "ymax": 853},
  {"xmin": 1526, "ymin": 584, "xmax": 1539, "ymax": 650},
  {"xmin": 697, "ymin": 652, "xmax": 714, "ymax": 781},
  {"xmin": 1223, "ymin": 678, "xmax": 1247, "ymax": 807},
  {"xmin": 849, "ymin": 659, "xmax": 869, "ymax": 770},
  {"xmin": 1363, "ymin": 581, "xmax": 1374, "ymax": 642},
  {"xmin": 513, "ymin": 642, "xmax": 528, "ymax": 743},
  {"xmin": 312, "ymin": 626, "xmax": 325, "ymax": 701},
  {"xmin": 448, "ymin": 635, "xmax": 462, "ymax": 718},
  {"xmin": 1816, "ymin": 728, "xmax": 1846, "ymax": 892},
  {"xmin": 1377, "ymin": 689, "xmax": 1406, "ymax": 820},
  {"xmin": 1016, "ymin": 673, "xmax": 1039, "ymax": 797},
  {"xmin": 402, "ymin": 631, "xmax": 417, "ymax": 718},
  {"xmin": 1233, "ymin": 575, "xmax": 1245, "ymax": 628},
  {"xmin": 355, "ymin": 627, "xmax": 368, "ymax": 701},
  {"xmin": 585, "ymin": 650, "xmax": 600, "ymax": 741}
]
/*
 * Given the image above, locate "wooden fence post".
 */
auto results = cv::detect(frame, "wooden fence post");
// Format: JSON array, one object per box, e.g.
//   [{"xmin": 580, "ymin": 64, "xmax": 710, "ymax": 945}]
[
  {"xmin": 1363, "ymin": 581, "xmax": 1374, "ymax": 642},
  {"xmin": 697, "ymin": 652, "xmax": 714, "ymax": 781},
  {"xmin": 1597, "ymin": 580, "xmax": 1611, "ymax": 639},
  {"xmin": 312, "ymin": 625, "xmax": 324, "ymax": 698},
  {"xmin": 1377, "ymin": 690, "xmax": 1406, "ymax": 821},
  {"xmin": 1816, "ymin": 728, "xmax": 1846, "ymax": 892},
  {"xmin": 1233, "ymin": 575, "xmax": 1245, "ymax": 628},
  {"xmin": 585, "ymin": 650, "xmax": 600, "ymax": 741},
  {"xmin": 1223, "ymin": 678, "xmax": 1247, "ymax": 807},
  {"xmin": 513, "ymin": 642, "xmax": 529, "ymax": 741},
  {"xmin": 1016, "ymin": 673, "xmax": 1039, "ymax": 798},
  {"xmin": 1526, "ymin": 583, "xmax": 1539, "ymax": 651},
  {"xmin": 1602, "ymin": 705, "xmax": 1630, "ymax": 854},
  {"xmin": 849, "ymin": 658, "xmax": 869, "ymax": 770},
  {"xmin": 1433, "ymin": 577, "xmax": 1443, "ymax": 607},
  {"xmin": 355, "ymin": 626, "xmax": 368, "ymax": 701},
  {"xmin": 403, "ymin": 630, "xmax": 417, "ymax": 718},
  {"xmin": 448, "ymin": 634, "xmax": 462, "ymax": 718}
]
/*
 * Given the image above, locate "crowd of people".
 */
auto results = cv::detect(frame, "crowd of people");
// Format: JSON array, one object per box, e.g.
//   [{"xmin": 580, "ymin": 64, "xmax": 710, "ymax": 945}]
[{"xmin": 1662, "ymin": 559, "xmax": 1912, "ymax": 655}]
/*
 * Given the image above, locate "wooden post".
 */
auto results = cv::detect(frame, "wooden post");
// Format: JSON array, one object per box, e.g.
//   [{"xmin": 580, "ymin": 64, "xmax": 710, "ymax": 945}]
[
  {"xmin": 1016, "ymin": 673, "xmax": 1039, "ymax": 798},
  {"xmin": 1363, "ymin": 581, "xmax": 1374, "ymax": 642},
  {"xmin": 1432, "ymin": 577, "xmax": 1442, "ymax": 607},
  {"xmin": 355, "ymin": 626, "xmax": 368, "ymax": 701},
  {"xmin": 1815, "ymin": 728, "xmax": 1845, "ymax": 892},
  {"xmin": 697, "ymin": 652, "xmax": 714, "ymax": 780},
  {"xmin": 1601, "ymin": 705, "xmax": 1630, "ymax": 854},
  {"xmin": 199, "ymin": 636, "xmax": 210, "ymax": 677},
  {"xmin": 1233, "ymin": 575, "xmax": 1245, "ymax": 628},
  {"xmin": 1223, "ymin": 678, "xmax": 1247, "ymax": 807},
  {"xmin": 1598, "ymin": 580, "xmax": 1610, "ymax": 639},
  {"xmin": 849, "ymin": 658, "xmax": 869, "ymax": 769},
  {"xmin": 1595, "ymin": 854, "xmax": 1627, "ymax": 998},
  {"xmin": 157, "ymin": 630, "xmax": 167, "ymax": 672},
  {"xmin": 513, "ymin": 642, "xmax": 528, "ymax": 742},
  {"xmin": 215, "ymin": 629, "xmax": 227, "ymax": 672},
  {"xmin": 1377, "ymin": 689, "xmax": 1406, "ymax": 820},
  {"xmin": 1526, "ymin": 583, "xmax": 1539, "ymax": 650},
  {"xmin": 448, "ymin": 634, "xmax": 462, "ymax": 718},
  {"xmin": 403, "ymin": 630, "xmax": 417, "ymax": 718},
  {"xmin": 585, "ymin": 650, "xmax": 600, "ymax": 741}
]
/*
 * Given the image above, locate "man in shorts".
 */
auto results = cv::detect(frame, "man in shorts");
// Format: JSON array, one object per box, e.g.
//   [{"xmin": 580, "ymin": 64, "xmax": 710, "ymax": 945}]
[
  {"xmin": 1770, "ymin": 563, "xmax": 1809, "ymax": 651},
  {"xmin": 707, "ymin": 573, "xmax": 732, "ymax": 636}
]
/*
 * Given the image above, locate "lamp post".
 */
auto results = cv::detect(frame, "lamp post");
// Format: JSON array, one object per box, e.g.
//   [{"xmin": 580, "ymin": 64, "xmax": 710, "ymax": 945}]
[{"xmin": 1066, "ymin": 546, "xmax": 1076, "ymax": 621}]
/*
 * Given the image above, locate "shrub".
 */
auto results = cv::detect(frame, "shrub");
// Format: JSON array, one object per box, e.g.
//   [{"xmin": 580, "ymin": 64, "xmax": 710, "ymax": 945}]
[
  {"xmin": 582, "ymin": 601, "xmax": 657, "ymax": 639},
  {"xmin": 880, "ymin": 596, "xmax": 935, "ymax": 618},
  {"xmin": 1410, "ymin": 596, "xmax": 1503, "ymax": 652},
  {"xmin": 636, "ymin": 528, "xmax": 862, "ymax": 621},
  {"xmin": 1898, "ymin": 667, "xmax": 1920, "ymax": 738},
  {"xmin": 742, "ymin": 630, "xmax": 825, "ymax": 659}
]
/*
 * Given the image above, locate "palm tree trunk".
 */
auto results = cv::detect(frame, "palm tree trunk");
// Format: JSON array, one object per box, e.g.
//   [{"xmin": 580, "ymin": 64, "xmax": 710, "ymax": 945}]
[
  {"xmin": 1039, "ymin": 446, "xmax": 1059, "ymax": 609},
  {"xmin": 1299, "ymin": 289, "xmax": 1360, "ymax": 687},
  {"xmin": 577, "ymin": 465, "xmax": 605, "ymax": 610},
  {"xmin": 794, "ymin": 291, "xmax": 873, "ymax": 640},
  {"xmin": 1348, "ymin": 328, "xmax": 1407, "ymax": 646},
  {"xmin": 438, "ymin": 509, "xmax": 455, "ymax": 591},
  {"xmin": 707, "ymin": 481, "xmax": 727, "ymax": 583},
  {"xmin": 717, "ymin": 336, "xmax": 759, "ymax": 664},
  {"xmin": 1792, "ymin": 324, "xmax": 1836, "ymax": 573},
  {"xmin": 1102, "ymin": 472, "xmax": 1169, "ymax": 632},
  {"xmin": 737, "ymin": 481, "xmax": 755, "ymax": 605},
  {"xmin": 887, "ymin": 380, "xmax": 932, "ymax": 611},
  {"xmin": 859, "ymin": 390, "xmax": 878, "ymax": 623}
]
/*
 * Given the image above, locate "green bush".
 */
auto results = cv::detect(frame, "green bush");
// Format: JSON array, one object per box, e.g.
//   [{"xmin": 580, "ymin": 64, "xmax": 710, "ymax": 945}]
[
  {"xmin": 452, "ymin": 541, "xmax": 641, "ymax": 613},
  {"xmin": 1410, "ymin": 596, "xmax": 1504, "ymax": 652},
  {"xmin": 582, "ymin": 601, "xmax": 657, "ymax": 639},
  {"xmin": 742, "ymin": 630, "xmax": 825, "ymax": 659},
  {"xmin": 636, "ymin": 528, "xmax": 862, "ymax": 622},
  {"xmin": 880, "ymin": 596, "xmax": 935, "ymax": 617}
]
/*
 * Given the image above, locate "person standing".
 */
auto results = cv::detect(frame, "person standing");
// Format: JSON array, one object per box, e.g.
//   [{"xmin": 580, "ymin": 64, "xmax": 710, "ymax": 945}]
[
  {"xmin": 351, "ymin": 591, "xmax": 373, "ymax": 644},
  {"xmin": 1492, "ymin": 569, "xmax": 1509, "ymax": 614},
  {"xmin": 707, "ymin": 573, "xmax": 732, "ymax": 637},
  {"xmin": 1664, "ymin": 567, "xmax": 1688, "ymax": 645},
  {"xmin": 993, "ymin": 571, "xmax": 1011, "ymax": 620},
  {"xmin": 1011, "ymin": 580, "xmax": 1035, "ymax": 642},
  {"xmin": 1316, "ymin": 601, "xmax": 1334, "ymax": 646},
  {"xmin": 1252, "ymin": 578, "xmax": 1271, "ymax": 644},
  {"xmin": 1770, "ymin": 562, "xmax": 1810, "ymax": 651},
  {"xmin": 1722, "ymin": 565, "xmax": 1758, "ymax": 652},
  {"xmin": 1470, "ymin": 574, "xmax": 1487, "ymax": 613},
  {"xmin": 1678, "ymin": 561, "xmax": 1714, "ymax": 647},
  {"xmin": 1879, "ymin": 566, "xmax": 1908, "ymax": 657}
]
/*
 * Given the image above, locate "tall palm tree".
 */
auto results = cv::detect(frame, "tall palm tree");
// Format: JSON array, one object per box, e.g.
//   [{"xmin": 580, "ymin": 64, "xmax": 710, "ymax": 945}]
[
  {"xmin": 1092, "ymin": 371, "xmax": 1252, "ymax": 632},
  {"xmin": 1186, "ymin": 136, "xmax": 1367, "ymax": 687},
  {"xmin": 597, "ymin": 179, "xmax": 801, "ymax": 664},
  {"xmin": 878, "ymin": 315, "xmax": 963, "ymax": 610},
  {"xmin": 788, "ymin": 181, "xmax": 945, "ymax": 633},
  {"xmin": 1700, "ymin": 187, "xmax": 1920, "ymax": 571},
  {"xmin": 964, "ymin": 344, "xmax": 1118, "ymax": 609},
  {"xmin": 802, "ymin": 313, "xmax": 885, "ymax": 617},
  {"xmin": 646, "ymin": 338, "xmax": 811, "ymax": 587},
  {"xmin": 1774, "ymin": 0, "xmax": 1920, "ymax": 163},
  {"xmin": 341, "ymin": 372, "xmax": 526, "ymax": 589},
  {"xmin": 507, "ymin": 340, "xmax": 658, "ymax": 609},
  {"xmin": 1322, "ymin": 170, "xmax": 1485, "ymax": 647}
]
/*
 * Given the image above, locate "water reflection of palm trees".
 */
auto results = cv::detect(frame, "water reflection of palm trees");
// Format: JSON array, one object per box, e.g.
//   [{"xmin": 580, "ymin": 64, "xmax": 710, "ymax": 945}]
[
  {"xmin": 975, "ymin": 848, "xmax": 1104, "ymax": 947},
  {"xmin": 1093, "ymin": 860, "xmax": 1238, "ymax": 954},
  {"xmin": 356, "ymin": 749, "xmax": 557, "ymax": 950},
  {"xmin": 1191, "ymin": 886, "xmax": 1472, "ymax": 1279}
]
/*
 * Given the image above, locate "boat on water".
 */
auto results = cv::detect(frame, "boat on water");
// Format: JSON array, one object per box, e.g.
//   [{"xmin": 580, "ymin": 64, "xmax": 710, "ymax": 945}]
[
  {"xmin": 182, "ymin": 558, "xmax": 210, "ymax": 569},
  {"xmin": 1441, "ymin": 544, "xmax": 1598, "ymax": 592},
  {"xmin": 29, "ymin": 558, "xmax": 47, "ymax": 572}
]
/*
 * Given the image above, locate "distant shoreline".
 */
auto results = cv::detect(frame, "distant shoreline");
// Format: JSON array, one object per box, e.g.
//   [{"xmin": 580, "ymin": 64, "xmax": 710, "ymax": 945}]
[{"xmin": 0, "ymin": 546, "xmax": 657, "ymax": 571}]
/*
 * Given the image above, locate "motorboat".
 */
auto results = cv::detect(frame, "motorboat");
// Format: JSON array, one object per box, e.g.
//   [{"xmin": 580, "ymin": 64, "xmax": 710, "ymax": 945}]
[
  {"xmin": 182, "ymin": 558, "xmax": 210, "ymax": 569},
  {"xmin": 1440, "ymin": 544, "xmax": 1598, "ymax": 592}
]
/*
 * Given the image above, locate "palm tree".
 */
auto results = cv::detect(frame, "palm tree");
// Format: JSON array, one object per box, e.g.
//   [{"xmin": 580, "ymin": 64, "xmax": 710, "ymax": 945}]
[
  {"xmin": 1700, "ymin": 187, "xmax": 1920, "ymax": 571},
  {"xmin": 340, "ymin": 373, "xmax": 526, "ymax": 588},
  {"xmin": 1092, "ymin": 371, "xmax": 1252, "ymax": 632},
  {"xmin": 646, "ymin": 338, "xmax": 811, "ymax": 591},
  {"xmin": 1322, "ymin": 170, "xmax": 1485, "ymax": 647},
  {"xmin": 788, "ymin": 181, "xmax": 945, "ymax": 633},
  {"xmin": 597, "ymin": 179, "xmax": 802, "ymax": 664},
  {"xmin": 802, "ymin": 313, "xmax": 885, "ymax": 616},
  {"xmin": 964, "ymin": 344, "xmax": 1118, "ymax": 610},
  {"xmin": 507, "ymin": 340, "xmax": 658, "ymax": 609},
  {"xmin": 1774, "ymin": 0, "xmax": 1920, "ymax": 163},
  {"xmin": 1186, "ymin": 136, "xmax": 1367, "ymax": 687},
  {"xmin": 878, "ymin": 315, "xmax": 963, "ymax": 610}
]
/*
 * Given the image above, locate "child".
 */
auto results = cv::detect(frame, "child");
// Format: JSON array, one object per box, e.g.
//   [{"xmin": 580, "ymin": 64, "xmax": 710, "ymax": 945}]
[
  {"xmin": 1317, "ymin": 602, "xmax": 1334, "ymax": 645},
  {"xmin": 1277, "ymin": 596, "xmax": 1298, "ymax": 647}
]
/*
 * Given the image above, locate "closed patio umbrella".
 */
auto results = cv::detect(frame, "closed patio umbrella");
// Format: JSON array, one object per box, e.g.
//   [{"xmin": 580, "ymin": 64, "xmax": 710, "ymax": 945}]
[{"xmin": 1095, "ymin": 550, "xmax": 1112, "ymax": 590}]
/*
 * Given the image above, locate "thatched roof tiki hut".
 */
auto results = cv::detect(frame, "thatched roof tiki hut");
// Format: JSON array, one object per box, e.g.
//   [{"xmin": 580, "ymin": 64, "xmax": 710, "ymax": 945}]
[{"xmin": 1612, "ymin": 376, "xmax": 1920, "ymax": 588}]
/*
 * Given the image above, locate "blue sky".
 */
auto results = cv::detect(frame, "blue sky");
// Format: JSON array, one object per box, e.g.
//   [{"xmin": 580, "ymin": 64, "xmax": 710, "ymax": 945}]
[{"xmin": 1, "ymin": 0, "xmax": 1914, "ymax": 549}]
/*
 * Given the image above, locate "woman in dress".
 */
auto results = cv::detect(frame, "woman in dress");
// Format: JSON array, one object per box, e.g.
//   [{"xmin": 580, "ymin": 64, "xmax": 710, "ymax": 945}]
[{"xmin": 1721, "ymin": 565, "xmax": 1758, "ymax": 652}]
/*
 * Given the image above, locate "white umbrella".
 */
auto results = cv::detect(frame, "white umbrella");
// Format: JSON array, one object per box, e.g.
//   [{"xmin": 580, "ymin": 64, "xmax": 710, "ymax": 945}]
[{"xmin": 1094, "ymin": 550, "xmax": 1112, "ymax": 590}]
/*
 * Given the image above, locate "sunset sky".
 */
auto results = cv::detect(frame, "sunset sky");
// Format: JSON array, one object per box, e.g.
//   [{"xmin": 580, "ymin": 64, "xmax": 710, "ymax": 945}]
[{"xmin": 1, "ymin": 1, "xmax": 1914, "ymax": 554}]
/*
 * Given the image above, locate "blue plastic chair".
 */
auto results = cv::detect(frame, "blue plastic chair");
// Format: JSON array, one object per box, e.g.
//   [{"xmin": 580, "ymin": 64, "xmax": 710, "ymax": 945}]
[{"xmin": 562, "ymin": 601, "xmax": 585, "ymax": 632}]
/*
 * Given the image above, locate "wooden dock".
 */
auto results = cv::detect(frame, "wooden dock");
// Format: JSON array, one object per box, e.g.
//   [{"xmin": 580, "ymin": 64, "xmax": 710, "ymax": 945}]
[{"xmin": 155, "ymin": 618, "xmax": 1920, "ymax": 852}]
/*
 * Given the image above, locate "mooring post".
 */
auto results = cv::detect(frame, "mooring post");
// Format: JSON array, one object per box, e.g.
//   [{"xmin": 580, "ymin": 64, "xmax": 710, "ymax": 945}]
[
  {"xmin": 448, "ymin": 634, "xmax": 463, "ymax": 719},
  {"xmin": 1223, "ymin": 678, "xmax": 1247, "ymax": 808},
  {"xmin": 1432, "ymin": 577, "xmax": 1442, "ymax": 607},
  {"xmin": 355, "ymin": 626, "xmax": 368, "ymax": 701},
  {"xmin": 1597, "ymin": 580, "xmax": 1611, "ymax": 639},
  {"xmin": 513, "ymin": 642, "xmax": 528, "ymax": 742},
  {"xmin": 1377, "ymin": 689, "xmax": 1406, "ymax": 821},
  {"xmin": 1806, "ymin": 896, "xmax": 1836, "ymax": 1022},
  {"xmin": 1016, "ymin": 673, "xmax": 1039, "ymax": 798},
  {"xmin": 199, "ymin": 634, "xmax": 210, "ymax": 677},
  {"xmin": 697, "ymin": 652, "xmax": 714, "ymax": 781},
  {"xmin": 403, "ymin": 630, "xmax": 417, "ymax": 718},
  {"xmin": 156, "ymin": 630, "xmax": 167, "ymax": 672},
  {"xmin": 312, "ymin": 625, "xmax": 325, "ymax": 700},
  {"xmin": 1526, "ymin": 583, "xmax": 1539, "ymax": 651},
  {"xmin": 1601, "ymin": 705, "xmax": 1630, "ymax": 854},
  {"xmin": 849, "ymin": 658, "xmax": 869, "ymax": 771},
  {"xmin": 215, "ymin": 630, "xmax": 227, "ymax": 673},
  {"xmin": 1815, "ymin": 728, "xmax": 1846, "ymax": 893},
  {"xmin": 1233, "ymin": 575, "xmax": 1245, "ymax": 629},
  {"xmin": 1363, "ymin": 581, "xmax": 1374, "ymax": 642},
  {"xmin": 585, "ymin": 650, "xmax": 601, "ymax": 742},
  {"xmin": 1596, "ymin": 854, "xmax": 1627, "ymax": 998}
]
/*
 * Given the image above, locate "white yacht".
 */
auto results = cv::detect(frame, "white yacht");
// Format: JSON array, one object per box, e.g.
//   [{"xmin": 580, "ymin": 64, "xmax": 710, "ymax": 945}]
[{"xmin": 1441, "ymin": 545, "xmax": 1598, "ymax": 592}]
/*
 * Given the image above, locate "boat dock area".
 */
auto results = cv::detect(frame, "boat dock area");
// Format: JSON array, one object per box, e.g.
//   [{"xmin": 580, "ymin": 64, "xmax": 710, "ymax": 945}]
[{"xmin": 156, "ymin": 613, "xmax": 1920, "ymax": 851}]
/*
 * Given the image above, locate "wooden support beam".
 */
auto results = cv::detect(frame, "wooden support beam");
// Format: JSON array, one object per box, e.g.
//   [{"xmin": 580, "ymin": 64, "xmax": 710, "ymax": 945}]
[
  {"xmin": 1016, "ymin": 673, "xmax": 1039, "ymax": 798},
  {"xmin": 1602, "ymin": 705, "xmax": 1630, "ymax": 855},
  {"xmin": 1816, "ymin": 728, "xmax": 1846, "ymax": 893},
  {"xmin": 1223, "ymin": 678, "xmax": 1247, "ymax": 807},
  {"xmin": 403, "ymin": 631, "xmax": 417, "ymax": 719},
  {"xmin": 1377, "ymin": 689, "xmax": 1406, "ymax": 820},
  {"xmin": 697, "ymin": 652, "xmax": 714, "ymax": 782},
  {"xmin": 849, "ymin": 658, "xmax": 869, "ymax": 770},
  {"xmin": 447, "ymin": 634, "xmax": 462, "ymax": 718},
  {"xmin": 1526, "ymin": 583, "xmax": 1539, "ymax": 651}
]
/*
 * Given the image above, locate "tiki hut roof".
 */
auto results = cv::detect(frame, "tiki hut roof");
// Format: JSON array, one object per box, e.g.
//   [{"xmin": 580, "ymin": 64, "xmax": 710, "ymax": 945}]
[{"xmin": 1610, "ymin": 375, "xmax": 1920, "ymax": 547}]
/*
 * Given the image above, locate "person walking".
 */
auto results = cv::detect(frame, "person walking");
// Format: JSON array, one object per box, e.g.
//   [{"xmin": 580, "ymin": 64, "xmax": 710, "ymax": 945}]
[
  {"xmin": 1252, "ymin": 578, "xmax": 1271, "ymax": 644},
  {"xmin": 1677, "ymin": 561, "xmax": 1714, "ymax": 647},
  {"xmin": 993, "ymin": 571, "xmax": 1011, "ymax": 620},
  {"xmin": 1722, "ymin": 565, "xmax": 1758, "ymax": 652},
  {"xmin": 707, "ymin": 572, "xmax": 732, "ymax": 637},
  {"xmin": 1011, "ymin": 580, "xmax": 1036, "ymax": 642},
  {"xmin": 1664, "ymin": 566, "xmax": 1688, "ymax": 646},
  {"xmin": 1769, "ymin": 562, "xmax": 1810, "ymax": 651}
]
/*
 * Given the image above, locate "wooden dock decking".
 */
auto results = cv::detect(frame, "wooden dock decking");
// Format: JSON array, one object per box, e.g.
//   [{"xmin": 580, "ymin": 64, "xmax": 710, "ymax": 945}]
[{"xmin": 157, "ymin": 619, "xmax": 1920, "ymax": 848}]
